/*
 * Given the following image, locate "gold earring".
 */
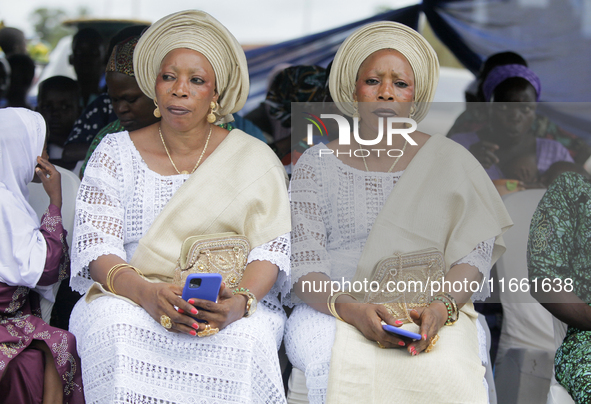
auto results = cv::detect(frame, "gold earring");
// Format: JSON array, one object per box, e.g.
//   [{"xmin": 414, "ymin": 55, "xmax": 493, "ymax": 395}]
[
  {"xmin": 153, "ymin": 100, "xmax": 161, "ymax": 118},
  {"xmin": 207, "ymin": 101, "xmax": 218, "ymax": 123},
  {"xmin": 353, "ymin": 101, "xmax": 360, "ymax": 119}
]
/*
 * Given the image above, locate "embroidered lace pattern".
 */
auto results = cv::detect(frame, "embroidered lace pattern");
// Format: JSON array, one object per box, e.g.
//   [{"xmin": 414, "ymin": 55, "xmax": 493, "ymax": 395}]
[
  {"xmin": 286, "ymin": 146, "xmax": 494, "ymax": 403},
  {"xmin": 70, "ymin": 132, "xmax": 289, "ymax": 403}
]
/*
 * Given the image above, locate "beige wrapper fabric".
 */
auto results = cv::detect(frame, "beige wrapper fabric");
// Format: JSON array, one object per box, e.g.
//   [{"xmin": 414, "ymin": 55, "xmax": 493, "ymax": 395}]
[
  {"xmin": 326, "ymin": 134, "xmax": 513, "ymax": 402},
  {"xmin": 133, "ymin": 10, "xmax": 249, "ymax": 124},
  {"xmin": 86, "ymin": 130, "xmax": 290, "ymax": 302},
  {"xmin": 328, "ymin": 21, "xmax": 439, "ymax": 123}
]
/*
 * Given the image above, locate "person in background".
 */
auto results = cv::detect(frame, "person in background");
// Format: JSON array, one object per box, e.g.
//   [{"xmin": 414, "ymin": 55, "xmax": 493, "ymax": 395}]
[
  {"xmin": 0, "ymin": 107, "xmax": 85, "ymax": 404},
  {"xmin": 36, "ymin": 76, "xmax": 81, "ymax": 168},
  {"xmin": 0, "ymin": 27, "xmax": 27, "ymax": 57},
  {"xmin": 528, "ymin": 171, "xmax": 591, "ymax": 404},
  {"xmin": 448, "ymin": 52, "xmax": 591, "ymax": 165},
  {"xmin": 6, "ymin": 53, "xmax": 35, "ymax": 109},
  {"xmin": 78, "ymin": 34, "xmax": 160, "ymax": 179},
  {"xmin": 69, "ymin": 28, "xmax": 106, "ymax": 108},
  {"xmin": 62, "ymin": 26, "xmax": 147, "ymax": 172},
  {"xmin": 451, "ymin": 64, "xmax": 575, "ymax": 180}
]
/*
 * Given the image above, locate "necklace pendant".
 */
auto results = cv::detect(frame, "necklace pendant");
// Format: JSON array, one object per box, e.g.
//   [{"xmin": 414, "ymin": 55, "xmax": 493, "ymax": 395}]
[{"xmin": 181, "ymin": 170, "xmax": 189, "ymax": 175}]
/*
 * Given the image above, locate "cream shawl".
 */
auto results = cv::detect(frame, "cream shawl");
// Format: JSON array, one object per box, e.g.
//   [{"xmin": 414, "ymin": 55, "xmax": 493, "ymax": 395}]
[
  {"xmin": 86, "ymin": 130, "xmax": 290, "ymax": 301},
  {"xmin": 327, "ymin": 134, "xmax": 513, "ymax": 402}
]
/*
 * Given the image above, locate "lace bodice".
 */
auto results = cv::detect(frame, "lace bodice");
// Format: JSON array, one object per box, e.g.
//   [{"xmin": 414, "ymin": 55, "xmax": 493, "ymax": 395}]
[
  {"xmin": 290, "ymin": 144, "xmax": 493, "ymax": 304},
  {"xmin": 71, "ymin": 132, "xmax": 290, "ymax": 296}
]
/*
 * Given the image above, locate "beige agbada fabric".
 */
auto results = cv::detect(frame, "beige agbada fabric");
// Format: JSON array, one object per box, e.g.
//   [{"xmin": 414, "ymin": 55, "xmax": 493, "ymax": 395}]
[
  {"xmin": 326, "ymin": 135, "xmax": 513, "ymax": 402},
  {"xmin": 328, "ymin": 21, "xmax": 439, "ymax": 123},
  {"xmin": 86, "ymin": 129, "xmax": 290, "ymax": 302},
  {"xmin": 133, "ymin": 10, "xmax": 249, "ymax": 124}
]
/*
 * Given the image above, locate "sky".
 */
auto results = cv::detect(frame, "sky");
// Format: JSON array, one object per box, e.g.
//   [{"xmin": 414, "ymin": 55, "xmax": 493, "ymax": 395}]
[{"xmin": 1, "ymin": 0, "xmax": 420, "ymax": 44}]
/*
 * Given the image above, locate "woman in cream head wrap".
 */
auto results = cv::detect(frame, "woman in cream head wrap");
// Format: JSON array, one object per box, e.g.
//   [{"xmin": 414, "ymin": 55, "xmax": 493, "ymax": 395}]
[
  {"xmin": 69, "ymin": 10, "xmax": 291, "ymax": 403},
  {"xmin": 286, "ymin": 21, "xmax": 511, "ymax": 403}
]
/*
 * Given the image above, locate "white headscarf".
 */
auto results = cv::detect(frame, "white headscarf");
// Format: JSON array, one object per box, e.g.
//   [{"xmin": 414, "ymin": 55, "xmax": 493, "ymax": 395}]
[{"xmin": 0, "ymin": 108, "xmax": 48, "ymax": 290}]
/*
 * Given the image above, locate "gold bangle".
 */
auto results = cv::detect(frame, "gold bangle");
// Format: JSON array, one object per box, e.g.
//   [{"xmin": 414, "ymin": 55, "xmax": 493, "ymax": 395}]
[
  {"xmin": 105, "ymin": 264, "xmax": 144, "ymax": 294},
  {"xmin": 327, "ymin": 292, "xmax": 355, "ymax": 322}
]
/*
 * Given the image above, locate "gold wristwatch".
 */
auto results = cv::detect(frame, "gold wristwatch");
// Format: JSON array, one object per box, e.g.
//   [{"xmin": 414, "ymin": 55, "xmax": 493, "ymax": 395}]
[{"xmin": 233, "ymin": 288, "xmax": 257, "ymax": 317}]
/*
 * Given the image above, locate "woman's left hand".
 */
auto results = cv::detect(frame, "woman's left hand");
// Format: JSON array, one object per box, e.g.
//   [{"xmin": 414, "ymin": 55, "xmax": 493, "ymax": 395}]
[
  {"xmin": 183, "ymin": 282, "xmax": 247, "ymax": 334},
  {"xmin": 406, "ymin": 302, "xmax": 448, "ymax": 355}
]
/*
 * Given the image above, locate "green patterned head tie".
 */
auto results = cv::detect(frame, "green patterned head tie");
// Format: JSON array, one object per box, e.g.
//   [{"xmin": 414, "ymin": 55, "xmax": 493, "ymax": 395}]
[{"xmin": 106, "ymin": 35, "xmax": 139, "ymax": 77}]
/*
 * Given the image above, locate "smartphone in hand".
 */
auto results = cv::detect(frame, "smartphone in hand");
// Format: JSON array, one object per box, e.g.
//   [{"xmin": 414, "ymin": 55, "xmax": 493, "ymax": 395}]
[
  {"xmin": 182, "ymin": 273, "xmax": 222, "ymax": 304},
  {"xmin": 382, "ymin": 324, "xmax": 422, "ymax": 340}
]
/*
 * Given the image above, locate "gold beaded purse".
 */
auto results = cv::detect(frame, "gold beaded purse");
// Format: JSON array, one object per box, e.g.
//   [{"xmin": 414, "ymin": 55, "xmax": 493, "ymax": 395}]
[
  {"xmin": 173, "ymin": 232, "xmax": 250, "ymax": 289},
  {"xmin": 363, "ymin": 248, "xmax": 445, "ymax": 323}
]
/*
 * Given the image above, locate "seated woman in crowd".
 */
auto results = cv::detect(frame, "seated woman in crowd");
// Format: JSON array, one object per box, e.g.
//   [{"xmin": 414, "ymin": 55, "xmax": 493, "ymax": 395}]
[
  {"xmin": 450, "ymin": 65, "xmax": 575, "ymax": 180},
  {"xmin": 286, "ymin": 21, "xmax": 512, "ymax": 403},
  {"xmin": 68, "ymin": 10, "xmax": 291, "ymax": 403},
  {"xmin": 0, "ymin": 108, "xmax": 84, "ymax": 403},
  {"xmin": 78, "ymin": 34, "xmax": 160, "ymax": 178},
  {"xmin": 528, "ymin": 171, "xmax": 591, "ymax": 404}
]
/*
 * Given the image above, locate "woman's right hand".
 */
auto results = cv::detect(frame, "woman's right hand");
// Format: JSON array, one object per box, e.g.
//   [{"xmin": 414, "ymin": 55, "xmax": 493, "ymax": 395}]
[
  {"xmin": 339, "ymin": 302, "xmax": 418, "ymax": 350},
  {"xmin": 35, "ymin": 156, "xmax": 62, "ymax": 209},
  {"xmin": 468, "ymin": 140, "xmax": 500, "ymax": 169},
  {"xmin": 137, "ymin": 281, "xmax": 204, "ymax": 336}
]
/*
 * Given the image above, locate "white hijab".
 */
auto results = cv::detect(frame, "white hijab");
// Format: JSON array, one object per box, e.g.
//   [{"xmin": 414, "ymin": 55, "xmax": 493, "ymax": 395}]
[{"xmin": 0, "ymin": 108, "xmax": 48, "ymax": 290}]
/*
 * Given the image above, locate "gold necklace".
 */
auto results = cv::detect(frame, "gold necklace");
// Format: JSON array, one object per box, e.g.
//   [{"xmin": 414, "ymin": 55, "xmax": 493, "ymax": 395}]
[
  {"xmin": 358, "ymin": 139, "xmax": 408, "ymax": 173},
  {"xmin": 159, "ymin": 125, "xmax": 212, "ymax": 175}
]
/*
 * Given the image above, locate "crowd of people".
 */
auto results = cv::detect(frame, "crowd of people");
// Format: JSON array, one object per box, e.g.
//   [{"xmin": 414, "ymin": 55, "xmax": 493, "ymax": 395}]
[{"xmin": 0, "ymin": 8, "xmax": 590, "ymax": 404}]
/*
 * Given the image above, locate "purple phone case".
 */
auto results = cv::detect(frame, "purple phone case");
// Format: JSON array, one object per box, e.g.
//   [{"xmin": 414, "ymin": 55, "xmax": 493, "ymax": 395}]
[{"xmin": 382, "ymin": 324, "xmax": 422, "ymax": 340}]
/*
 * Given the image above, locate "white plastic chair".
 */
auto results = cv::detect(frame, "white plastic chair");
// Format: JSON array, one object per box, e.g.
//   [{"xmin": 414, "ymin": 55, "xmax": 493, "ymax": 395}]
[
  {"xmin": 546, "ymin": 317, "xmax": 576, "ymax": 404},
  {"xmin": 494, "ymin": 189, "xmax": 556, "ymax": 403},
  {"xmin": 27, "ymin": 165, "xmax": 80, "ymax": 322}
]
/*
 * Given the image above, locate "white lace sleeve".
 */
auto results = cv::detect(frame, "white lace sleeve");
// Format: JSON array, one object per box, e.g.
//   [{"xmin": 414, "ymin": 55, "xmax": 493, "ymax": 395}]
[
  {"xmin": 450, "ymin": 237, "xmax": 495, "ymax": 301},
  {"xmin": 247, "ymin": 232, "xmax": 291, "ymax": 301},
  {"xmin": 70, "ymin": 135, "xmax": 127, "ymax": 294},
  {"xmin": 289, "ymin": 152, "xmax": 332, "ymax": 305}
]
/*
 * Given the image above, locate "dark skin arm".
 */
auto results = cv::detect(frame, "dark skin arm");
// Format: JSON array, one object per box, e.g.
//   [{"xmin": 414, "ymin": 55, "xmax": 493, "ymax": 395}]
[{"xmin": 531, "ymin": 286, "xmax": 591, "ymax": 331}]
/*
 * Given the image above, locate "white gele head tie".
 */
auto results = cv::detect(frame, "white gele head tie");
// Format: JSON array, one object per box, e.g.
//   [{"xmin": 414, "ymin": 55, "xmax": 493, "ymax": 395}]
[{"xmin": 329, "ymin": 21, "xmax": 440, "ymax": 123}]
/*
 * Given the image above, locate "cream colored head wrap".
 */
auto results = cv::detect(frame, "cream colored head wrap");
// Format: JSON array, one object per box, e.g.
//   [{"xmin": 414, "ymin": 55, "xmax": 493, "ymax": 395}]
[
  {"xmin": 329, "ymin": 21, "xmax": 439, "ymax": 123},
  {"xmin": 134, "ymin": 10, "xmax": 249, "ymax": 123}
]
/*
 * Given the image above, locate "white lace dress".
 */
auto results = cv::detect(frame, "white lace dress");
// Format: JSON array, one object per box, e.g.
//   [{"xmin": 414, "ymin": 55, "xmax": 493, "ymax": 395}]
[
  {"xmin": 285, "ymin": 144, "xmax": 493, "ymax": 403},
  {"xmin": 69, "ymin": 132, "xmax": 290, "ymax": 404}
]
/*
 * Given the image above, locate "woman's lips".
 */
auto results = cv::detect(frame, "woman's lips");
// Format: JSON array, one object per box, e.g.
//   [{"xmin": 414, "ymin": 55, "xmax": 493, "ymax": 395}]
[
  {"xmin": 167, "ymin": 105, "xmax": 190, "ymax": 115},
  {"xmin": 372, "ymin": 108, "xmax": 398, "ymax": 117}
]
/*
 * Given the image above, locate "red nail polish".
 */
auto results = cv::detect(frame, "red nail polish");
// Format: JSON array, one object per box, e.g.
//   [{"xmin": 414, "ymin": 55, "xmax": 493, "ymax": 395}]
[
  {"xmin": 394, "ymin": 320, "xmax": 403, "ymax": 326},
  {"xmin": 398, "ymin": 341, "xmax": 405, "ymax": 346},
  {"xmin": 422, "ymin": 334, "xmax": 428, "ymax": 341},
  {"xmin": 177, "ymin": 308, "xmax": 184, "ymax": 314},
  {"xmin": 192, "ymin": 323, "xmax": 199, "ymax": 329},
  {"xmin": 190, "ymin": 330, "xmax": 196, "ymax": 336},
  {"xmin": 191, "ymin": 308, "xmax": 198, "ymax": 315},
  {"xmin": 188, "ymin": 299, "xmax": 195, "ymax": 304}
]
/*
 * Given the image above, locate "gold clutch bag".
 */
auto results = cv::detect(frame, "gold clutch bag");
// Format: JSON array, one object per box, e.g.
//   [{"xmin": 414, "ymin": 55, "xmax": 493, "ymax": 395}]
[
  {"xmin": 173, "ymin": 232, "xmax": 250, "ymax": 289},
  {"xmin": 363, "ymin": 248, "xmax": 445, "ymax": 323}
]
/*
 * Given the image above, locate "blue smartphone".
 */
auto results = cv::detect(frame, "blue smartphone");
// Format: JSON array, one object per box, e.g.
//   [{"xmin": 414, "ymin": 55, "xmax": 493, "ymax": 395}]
[
  {"xmin": 382, "ymin": 324, "xmax": 422, "ymax": 340},
  {"xmin": 182, "ymin": 273, "xmax": 222, "ymax": 304}
]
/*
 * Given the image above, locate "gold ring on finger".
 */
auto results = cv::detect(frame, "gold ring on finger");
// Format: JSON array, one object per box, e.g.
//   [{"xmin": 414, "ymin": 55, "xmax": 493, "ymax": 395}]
[
  {"xmin": 377, "ymin": 341, "xmax": 386, "ymax": 349},
  {"xmin": 425, "ymin": 334, "xmax": 440, "ymax": 353},
  {"xmin": 160, "ymin": 314, "xmax": 172, "ymax": 330}
]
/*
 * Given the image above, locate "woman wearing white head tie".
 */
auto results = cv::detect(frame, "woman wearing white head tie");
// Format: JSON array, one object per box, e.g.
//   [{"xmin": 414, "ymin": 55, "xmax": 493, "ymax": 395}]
[
  {"xmin": 286, "ymin": 22, "xmax": 512, "ymax": 403},
  {"xmin": 69, "ymin": 10, "xmax": 291, "ymax": 403}
]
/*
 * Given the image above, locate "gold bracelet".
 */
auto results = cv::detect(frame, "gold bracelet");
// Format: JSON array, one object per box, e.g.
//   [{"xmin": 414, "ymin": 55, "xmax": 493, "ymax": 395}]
[
  {"xmin": 106, "ymin": 264, "xmax": 144, "ymax": 294},
  {"xmin": 327, "ymin": 292, "xmax": 355, "ymax": 322}
]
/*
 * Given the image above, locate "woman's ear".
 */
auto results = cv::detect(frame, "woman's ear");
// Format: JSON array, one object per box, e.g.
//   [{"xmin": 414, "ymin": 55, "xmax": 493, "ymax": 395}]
[{"xmin": 213, "ymin": 90, "xmax": 219, "ymax": 104}]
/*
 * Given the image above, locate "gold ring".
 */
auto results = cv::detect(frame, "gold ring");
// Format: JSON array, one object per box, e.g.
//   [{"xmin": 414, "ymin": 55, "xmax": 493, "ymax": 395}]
[
  {"xmin": 425, "ymin": 334, "xmax": 440, "ymax": 353},
  {"xmin": 197, "ymin": 324, "xmax": 219, "ymax": 337},
  {"xmin": 160, "ymin": 314, "xmax": 172, "ymax": 329},
  {"xmin": 377, "ymin": 341, "xmax": 386, "ymax": 349}
]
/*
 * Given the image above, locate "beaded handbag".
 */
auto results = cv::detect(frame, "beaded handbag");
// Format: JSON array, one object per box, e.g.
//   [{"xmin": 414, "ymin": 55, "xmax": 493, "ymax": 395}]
[
  {"xmin": 363, "ymin": 248, "xmax": 445, "ymax": 323},
  {"xmin": 173, "ymin": 232, "xmax": 250, "ymax": 289}
]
